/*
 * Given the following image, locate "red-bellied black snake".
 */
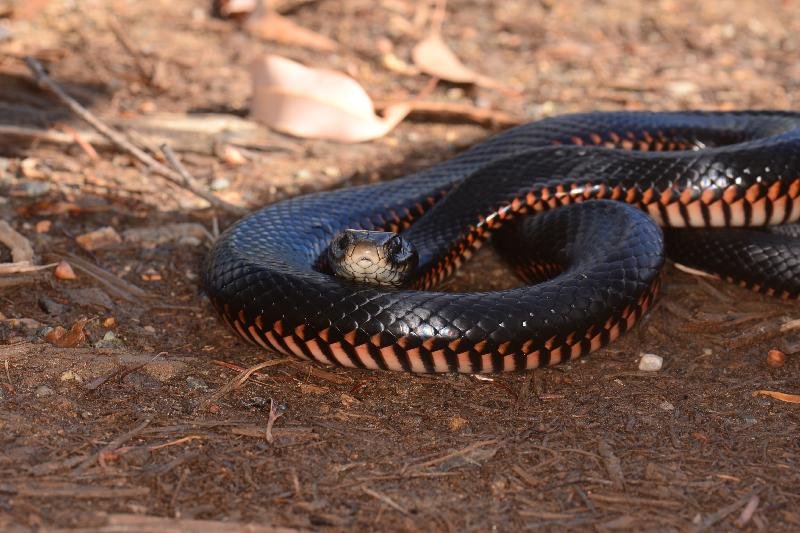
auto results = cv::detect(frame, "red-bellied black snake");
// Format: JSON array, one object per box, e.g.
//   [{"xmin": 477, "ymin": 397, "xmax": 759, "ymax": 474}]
[{"xmin": 203, "ymin": 111, "xmax": 800, "ymax": 373}]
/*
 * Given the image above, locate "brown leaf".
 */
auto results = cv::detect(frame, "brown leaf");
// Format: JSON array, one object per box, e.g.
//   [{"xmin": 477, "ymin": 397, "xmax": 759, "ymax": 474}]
[
  {"xmin": 412, "ymin": 33, "xmax": 504, "ymax": 90},
  {"xmin": 45, "ymin": 318, "xmax": 88, "ymax": 348},
  {"xmin": 244, "ymin": 2, "xmax": 337, "ymax": 52},
  {"xmin": 753, "ymin": 390, "xmax": 800, "ymax": 403},
  {"xmin": 250, "ymin": 55, "xmax": 411, "ymax": 143}
]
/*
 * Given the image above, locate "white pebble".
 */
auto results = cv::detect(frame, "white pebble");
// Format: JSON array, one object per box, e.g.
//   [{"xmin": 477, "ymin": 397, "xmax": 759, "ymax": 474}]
[{"xmin": 638, "ymin": 353, "xmax": 663, "ymax": 372}]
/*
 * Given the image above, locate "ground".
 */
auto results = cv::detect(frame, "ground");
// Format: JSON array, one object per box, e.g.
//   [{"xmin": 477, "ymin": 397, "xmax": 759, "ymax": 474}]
[{"xmin": 1, "ymin": 0, "xmax": 799, "ymax": 531}]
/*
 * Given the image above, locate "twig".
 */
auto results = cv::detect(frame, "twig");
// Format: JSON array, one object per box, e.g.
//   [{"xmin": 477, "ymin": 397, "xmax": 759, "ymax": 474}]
[
  {"xmin": 430, "ymin": 0, "xmax": 447, "ymax": 34},
  {"xmin": 196, "ymin": 360, "xmax": 278, "ymax": 412},
  {"xmin": 693, "ymin": 490, "xmax": 761, "ymax": 532},
  {"xmin": 23, "ymin": 57, "xmax": 246, "ymax": 215},
  {"xmin": 588, "ymin": 493, "xmax": 683, "ymax": 509},
  {"xmin": 73, "ymin": 418, "xmax": 152, "ymax": 474},
  {"xmin": 734, "ymin": 494, "xmax": 760, "ymax": 528},
  {"xmin": 0, "ymin": 221, "xmax": 34, "ymax": 263},
  {"xmin": 362, "ymin": 486, "xmax": 410, "ymax": 515},
  {"xmin": 288, "ymin": 360, "xmax": 352, "ymax": 384},
  {"xmin": 265, "ymin": 398, "xmax": 284, "ymax": 443},
  {"xmin": 598, "ymin": 440, "xmax": 626, "ymax": 491},
  {"xmin": 0, "ymin": 485, "xmax": 149, "ymax": 499},
  {"xmin": 48, "ymin": 253, "xmax": 148, "ymax": 303},
  {"xmin": 0, "ymin": 262, "xmax": 57, "ymax": 275},
  {"xmin": 375, "ymin": 99, "xmax": 522, "ymax": 128},
  {"xmin": 108, "ymin": 17, "xmax": 155, "ymax": 86},
  {"xmin": 3, "ymin": 359, "xmax": 12, "ymax": 391}
]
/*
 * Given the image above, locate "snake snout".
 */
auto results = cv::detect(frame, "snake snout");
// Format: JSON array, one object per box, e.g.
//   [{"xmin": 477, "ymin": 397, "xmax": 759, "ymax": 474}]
[{"xmin": 327, "ymin": 229, "xmax": 418, "ymax": 287}]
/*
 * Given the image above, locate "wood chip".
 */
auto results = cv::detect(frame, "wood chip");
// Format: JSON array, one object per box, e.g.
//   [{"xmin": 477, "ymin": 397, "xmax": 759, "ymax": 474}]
[
  {"xmin": 0, "ymin": 220, "xmax": 34, "ymax": 263},
  {"xmin": 76, "ymin": 226, "xmax": 122, "ymax": 251}
]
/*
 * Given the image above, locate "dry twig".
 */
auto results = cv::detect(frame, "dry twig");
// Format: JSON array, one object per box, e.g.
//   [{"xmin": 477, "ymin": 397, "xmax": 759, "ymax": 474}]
[
  {"xmin": 23, "ymin": 57, "xmax": 246, "ymax": 215},
  {"xmin": 73, "ymin": 418, "xmax": 152, "ymax": 474},
  {"xmin": 362, "ymin": 486, "xmax": 410, "ymax": 515},
  {"xmin": 197, "ymin": 360, "xmax": 278, "ymax": 412}
]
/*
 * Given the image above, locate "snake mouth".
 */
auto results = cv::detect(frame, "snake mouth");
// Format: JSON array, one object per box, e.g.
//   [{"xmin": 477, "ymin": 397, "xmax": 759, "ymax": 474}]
[{"xmin": 327, "ymin": 229, "xmax": 419, "ymax": 287}]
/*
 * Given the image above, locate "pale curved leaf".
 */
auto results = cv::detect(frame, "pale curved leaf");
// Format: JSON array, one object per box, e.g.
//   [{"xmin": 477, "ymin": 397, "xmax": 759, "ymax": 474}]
[
  {"xmin": 412, "ymin": 33, "xmax": 502, "ymax": 89},
  {"xmin": 250, "ymin": 55, "xmax": 410, "ymax": 143}
]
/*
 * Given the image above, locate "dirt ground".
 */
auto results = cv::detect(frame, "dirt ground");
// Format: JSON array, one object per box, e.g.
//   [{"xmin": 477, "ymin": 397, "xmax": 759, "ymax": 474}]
[{"xmin": 1, "ymin": 0, "xmax": 799, "ymax": 531}]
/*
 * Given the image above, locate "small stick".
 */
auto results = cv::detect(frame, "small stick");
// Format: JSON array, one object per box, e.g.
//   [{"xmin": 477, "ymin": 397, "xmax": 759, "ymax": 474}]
[
  {"xmin": 362, "ymin": 486, "xmax": 410, "ymax": 515},
  {"xmin": 265, "ymin": 399, "xmax": 284, "ymax": 444},
  {"xmin": 107, "ymin": 18, "xmax": 155, "ymax": 86},
  {"xmin": 73, "ymin": 418, "xmax": 152, "ymax": 474},
  {"xmin": 196, "ymin": 360, "xmax": 277, "ymax": 412},
  {"xmin": 23, "ymin": 57, "xmax": 246, "ymax": 215}
]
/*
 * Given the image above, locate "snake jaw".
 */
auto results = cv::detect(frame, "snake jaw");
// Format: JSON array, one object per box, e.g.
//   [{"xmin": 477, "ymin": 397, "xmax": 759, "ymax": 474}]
[{"xmin": 327, "ymin": 229, "xmax": 418, "ymax": 287}]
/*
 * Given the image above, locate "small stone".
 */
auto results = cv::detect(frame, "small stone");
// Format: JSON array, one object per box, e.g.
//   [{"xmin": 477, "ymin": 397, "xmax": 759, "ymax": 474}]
[
  {"xmin": 35, "ymin": 385, "xmax": 54, "ymax": 398},
  {"xmin": 446, "ymin": 87, "xmax": 465, "ymax": 100},
  {"xmin": 102, "ymin": 317, "xmax": 117, "ymax": 328},
  {"xmin": 35, "ymin": 220, "xmax": 52, "ymax": 233},
  {"xmin": 323, "ymin": 166, "xmax": 341, "ymax": 178},
  {"xmin": 14, "ymin": 317, "xmax": 42, "ymax": 334},
  {"xmin": 210, "ymin": 177, "xmax": 230, "ymax": 191},
  {"xmin": 122, "ymin": 371, "xmax": 161, "ymax": 390},
  {"xmin": 767, "ymin": 349, "xmax": 786, "ymax": 368},
  {"xmin": 294, "ymin": 169, "xmax": 312, "ymax": 181},
  {"xmin": 60, "ymin": 370, "xmax": 82, "ymax": 382},
  {"xmin": 54, "ymin": 260, "xmax": 77, "ymax": 280},
  {"xmin": 639, "ymin": 353, "xmax": 663, "ymax": 372},
  {"xmin": 138, "ymin": 100, "xmax": 157, "ymax": 113},
  {"xmin": 666, "ymin": 80, "xmax": 699, "ymax": 97},
  {"xmin": 244, "ymin": 396, "xmax": 269, "ymax": 408},
  {"xmin": 143, "ymin": 325, "xmax": 156, "ymax": 333},
  {"xmin": 448, "ymin": 416, "xmax": 468, "ymax": 431},
  {"xmin": 221, "ymin": 145, "xmax": 248, "ymax": 165},
  {"xmin": 340, "ymin": 393, "xmax": 360, "ymax": 406},
  {"xmin": 38, "ymin": 296, "xmax": 69, "ymax": 315},
  {"xmin": 17, "ymin": 180, "xmax": 51, "ymax": 196},
  {"xmin": 140, "ymin": 268, "xmax": 162, "ymax": 281},
  {"xmin": 659, "ymin": 401, "xmax": 675, "ymax": 411},
  {"xmin": 75, "ymin": 226, "xmax": 122, "ymax": 251},
  {"xmin": 95, "ymin": 330, "xmax": 123, "ymax": 349},
  {"xmin": 185, "ymin": 376, "xmax": 209, "ymax": 391},
  {"xmin": 64, "ymin": 288, "xmax": 114, "ymax": 310}
]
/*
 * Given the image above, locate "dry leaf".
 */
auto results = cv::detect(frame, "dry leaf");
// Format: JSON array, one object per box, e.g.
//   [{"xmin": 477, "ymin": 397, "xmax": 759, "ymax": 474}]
[
  {"xmin": 412, "ymin": 33, "xmax": 504, "ymax": 90},
  {"xmin": 250, "ymin": 55, "xmax": 411, "ymax": 143},
  {"xmin": 753, "ymin": 390, "xmax": 800, "ymax": 403},
  {"xmin": 244, "ymin": 1, "xmax": 336, "ymax": 52},
  {"xmin": 45, "ymin": 318, "xmax": 88, "ymax": 348}
]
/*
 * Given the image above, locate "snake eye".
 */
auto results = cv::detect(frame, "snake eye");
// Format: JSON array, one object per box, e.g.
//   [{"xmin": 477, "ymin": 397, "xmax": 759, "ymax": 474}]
[{"xmin": 388, "ymin": 236, "xmax": 403, "ymax": 255}]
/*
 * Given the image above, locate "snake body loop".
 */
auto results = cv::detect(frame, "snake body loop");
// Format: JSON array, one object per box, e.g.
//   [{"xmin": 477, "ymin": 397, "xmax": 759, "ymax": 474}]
[{"xmin": 203, "ymin": 111, "xmax": 800, "ymax": 373}]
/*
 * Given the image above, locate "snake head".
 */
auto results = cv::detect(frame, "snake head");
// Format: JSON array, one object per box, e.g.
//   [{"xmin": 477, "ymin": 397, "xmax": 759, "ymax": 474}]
[{"xmin": 327, "ymin": 229, "xmax": 418, "ymax": 287}]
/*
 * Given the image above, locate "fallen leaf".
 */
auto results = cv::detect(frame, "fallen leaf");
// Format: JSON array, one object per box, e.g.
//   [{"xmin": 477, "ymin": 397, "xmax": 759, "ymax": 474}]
[
  {"xmin": 244, "ymin": 1, "xmax": 336, "ymax": 52},
  {"xmin": 412, "ymin": 33, "xmax": 505, "ymax": 90},
  {"xmin": 250, "ymin": 55, "xmax": 411, "ymax": 143},
  {"xmin": 45, "ymin": 318, "xmax": 88, "ymax": 348},
  {"xmin": 753, "ymin": 390, "xmax": 800, "ymax": 403}
]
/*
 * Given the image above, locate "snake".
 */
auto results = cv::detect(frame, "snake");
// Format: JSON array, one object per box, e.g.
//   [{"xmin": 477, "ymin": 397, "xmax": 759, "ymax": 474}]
[{"xmin": 202, "ymin": 111, "xmax": 800, "ymax": 373}]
